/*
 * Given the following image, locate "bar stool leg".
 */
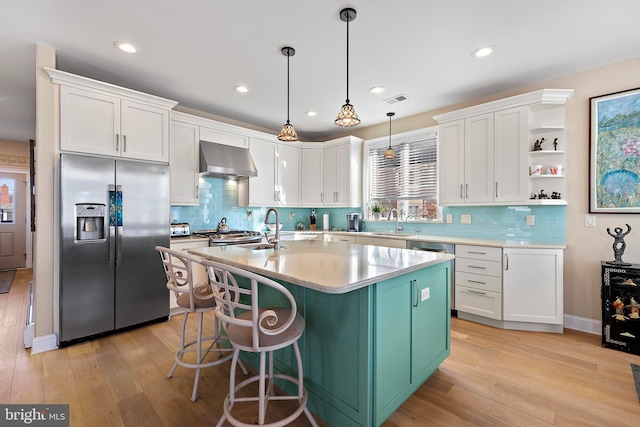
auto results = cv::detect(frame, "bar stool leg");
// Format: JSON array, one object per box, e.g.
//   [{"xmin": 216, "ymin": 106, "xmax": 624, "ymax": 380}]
[{"xmin": 167, "ymin": 311, "xmax": 189, "ymax": 379}]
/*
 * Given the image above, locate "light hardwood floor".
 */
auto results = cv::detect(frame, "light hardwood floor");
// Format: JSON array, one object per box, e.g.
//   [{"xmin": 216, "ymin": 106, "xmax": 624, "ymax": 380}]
[{"xmin": 2, "ymin": 269, "xmax": 640, "ymax": 426}]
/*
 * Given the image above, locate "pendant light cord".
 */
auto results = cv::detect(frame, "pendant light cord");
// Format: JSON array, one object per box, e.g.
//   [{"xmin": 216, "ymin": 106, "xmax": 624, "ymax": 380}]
[
  {"xmin": 346, "ymin": 13, "xmax": 350, "ymax": 103},
  {"xmin": 286, "ymin": 51, "xmax": 291, "ymax": 124}
]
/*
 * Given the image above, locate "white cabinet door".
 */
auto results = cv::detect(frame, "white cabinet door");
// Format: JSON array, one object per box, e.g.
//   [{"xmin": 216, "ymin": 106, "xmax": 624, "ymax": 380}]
[
  {"xmin": 60, "ymin": 85, "xmax": 170, "ymax": 162},
  {"xmin": 301, "ymin": 147, "xmax": 324, "ymax": 206},
  {"xmin": 502, "ymin": 248, "xmax": 563, "ymax": 324},
  {"xmin": 335, "ymin": 143, "xmax": 352, "ymax": 205},
  {"xmin": 355, "ymin": 236, "xmax": 406, "ymax": 248},
  {"xmin": 323, "ymin": 145, "xmax": 339, "ymax": 206},
  {"xmin": 494, "ymin": 106, "xmax": 527, "ymax": 202},
  {"xmin": 121, "ymin": 100, "xmax": 170, "ymax": 162},
  {"xmin": 438, "ymin": 119, "xmax": 465, "ymax": 204},
  {"xmin": 170, "ymin": 120, "xmax": 199, "ymax": 205},
  {"xmin": 276, "ymin": 143, "xmax": 301, "ymax": 206},
  {"xmin": 249, "ymin": 138, "xmax": 277, "ymax": 206},
  {"xmin": 60, "ymin": 86, "xmax": 121, "ymax": 157},
  {"xmin": 464, "ymin": 113, "xmax": 494, "ymax": 203}
]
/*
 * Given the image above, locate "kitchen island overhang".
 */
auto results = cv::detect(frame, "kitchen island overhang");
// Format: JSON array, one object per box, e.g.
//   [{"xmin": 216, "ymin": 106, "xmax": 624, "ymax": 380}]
[{"xmin": 189, "ymin": 241, "xmax": 453, "ymax": 427}]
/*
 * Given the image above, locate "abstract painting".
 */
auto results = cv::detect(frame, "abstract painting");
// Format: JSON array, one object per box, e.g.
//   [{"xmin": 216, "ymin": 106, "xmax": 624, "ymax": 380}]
[{"xmin": 590, "ymin": 87, "xmax": 640, "ymax": 213}]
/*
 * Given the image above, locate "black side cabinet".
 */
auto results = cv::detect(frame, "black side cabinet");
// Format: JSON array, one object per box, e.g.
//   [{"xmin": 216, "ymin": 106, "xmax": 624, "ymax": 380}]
[{"xmin": 601, "ymin": 262, "xmax": 640, "ymax": 355}]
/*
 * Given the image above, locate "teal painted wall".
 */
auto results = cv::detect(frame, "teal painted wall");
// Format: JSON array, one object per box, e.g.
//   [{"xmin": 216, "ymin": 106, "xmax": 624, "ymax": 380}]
[{"xmin": 171, "ymin": 177, "xmax": 565, "ymax": 244}]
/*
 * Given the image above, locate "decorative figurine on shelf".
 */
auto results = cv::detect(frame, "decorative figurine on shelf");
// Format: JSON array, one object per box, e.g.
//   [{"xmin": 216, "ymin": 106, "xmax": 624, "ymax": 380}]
[
  {"xmin": 606, "ymin": 223, "xmax": 632, "ymax": 266},
  {"xmin": 629, "ymin": 297, "xmax": 640, "ymax": 319},
  {"xmin": 551, "ymin": 191, "xmax": 562, "ymax": 199},
  {"xmin": 613, "ymin": 297, "xmax": 629, "ymax": 321},
  {"xmin": 553, "ymin": 138, "xmax": 558, "ymax": 151},
  {"xmin": 532, "ymin": 137, "xmax": 547, "ymax": 151}
]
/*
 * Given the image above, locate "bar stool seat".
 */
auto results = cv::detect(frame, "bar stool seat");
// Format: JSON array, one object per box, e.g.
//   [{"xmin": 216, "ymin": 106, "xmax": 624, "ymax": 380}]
[
  {"xmin": 156, "ymin": 246, "xmax": 246, "ymax": 402},
  {"xmin": 203, "ymin": 259, "xmax": 318, "ymax": 427}
]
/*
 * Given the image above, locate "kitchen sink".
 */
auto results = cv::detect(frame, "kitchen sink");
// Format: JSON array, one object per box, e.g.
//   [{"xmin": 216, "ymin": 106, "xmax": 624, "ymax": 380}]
[{"xmin": 240, "ymin": 243, "xmax": 286, "ymax": 250}]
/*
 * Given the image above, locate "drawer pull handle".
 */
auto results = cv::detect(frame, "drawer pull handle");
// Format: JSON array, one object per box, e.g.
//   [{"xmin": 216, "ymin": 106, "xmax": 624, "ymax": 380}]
[
  {"xmin": 467, "ymin": 289, "xmax": 487, "ymax": 295},
  {"xmin": 468, "ymin": 251, "xmax": 487, "ymax": 255},
  {"xmin": 468, "ymin": 265, "xmax": 486, "ymax": 269},
  {"xmin": 468, "ymin": 280, "xmax": 486, "ymax": 284}
]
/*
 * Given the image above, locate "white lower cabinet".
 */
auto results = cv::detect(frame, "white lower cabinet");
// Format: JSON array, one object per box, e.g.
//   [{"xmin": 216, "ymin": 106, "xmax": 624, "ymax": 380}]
[
  {"xmin": 455, "ymin": 245, "xmax": 503, "ymax": 320},
  {"xmin": 502, "ymin": 248, "xmax": 563, "ymax": 325},
  {"xmin": 355, "ymin": 236, "xmax": 406, "ymax": 249},
  {"xmin": 324, "ymin": 234, "xmax": 356, "ymax": 243},
  {"xmin": 168, "ymin": 239, "xmax": 209, "ymax": 311}
]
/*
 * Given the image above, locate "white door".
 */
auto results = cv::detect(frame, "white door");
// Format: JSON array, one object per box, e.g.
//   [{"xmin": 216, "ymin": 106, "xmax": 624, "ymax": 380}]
[
  {"xmin": 494, "ymin": 106, "xmax": 527, "ymax": 202},
  {"xmin": 464, "ymin": 113, "xmax": 494, "ymax": 203},
  {"xmin": 0, "ymin": 172, "xmax": 26, "ymax": 269}
]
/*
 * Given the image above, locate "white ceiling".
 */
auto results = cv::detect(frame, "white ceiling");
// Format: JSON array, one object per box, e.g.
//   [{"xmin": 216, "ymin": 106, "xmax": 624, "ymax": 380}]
[{"xmin": 1, "ymin": 0, "xmax": 640, "ymax": 143}]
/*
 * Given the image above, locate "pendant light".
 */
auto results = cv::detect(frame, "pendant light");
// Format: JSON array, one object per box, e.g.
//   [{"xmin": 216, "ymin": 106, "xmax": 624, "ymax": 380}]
[
  {"xmin": 335, "ymin": 8, "xmax": 360, "ymax": 127},
  {"xmin": 384, "ymin": 112, "xmax": 395, "ymax": 159},
  {"xmin": 278, "ymin": 46, "xmax": 298, "ymax": 141}
]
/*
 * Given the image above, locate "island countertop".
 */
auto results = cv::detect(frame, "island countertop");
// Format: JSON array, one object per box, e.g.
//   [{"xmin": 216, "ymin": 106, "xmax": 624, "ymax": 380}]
[{"xmin": 188, "ymin": 240, "xmax": 454, "ymax": 294}]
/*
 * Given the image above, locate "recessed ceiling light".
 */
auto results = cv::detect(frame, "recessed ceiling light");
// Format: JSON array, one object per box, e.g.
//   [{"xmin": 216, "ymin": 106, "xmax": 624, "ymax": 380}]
[
  {"xmin": 234, "ymin": 85, "xmax": 250, "ymax": 93},
  {"xmin": 369, "ymin": 86, "xmax": 386, "ymax": 94},
  {"xmin": 306, "ymin": 111, "xmax": 317, "ymax": 117},
  {"xmin": 114, "ymin": 41, "xmax": 139, "ymax": 54},
  {"xmin": 472, "ymin": 46, "xmax": 496, "ymax": 58}
]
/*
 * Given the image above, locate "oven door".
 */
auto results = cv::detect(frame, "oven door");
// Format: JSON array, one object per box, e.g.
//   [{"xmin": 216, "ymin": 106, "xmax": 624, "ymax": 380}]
[{"xmin": 406, "ymin": 241, "xmax": 456, "ymax": 316}]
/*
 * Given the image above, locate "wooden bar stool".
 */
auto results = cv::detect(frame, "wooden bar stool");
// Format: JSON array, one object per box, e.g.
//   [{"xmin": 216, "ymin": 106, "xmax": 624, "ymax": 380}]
[
  {"xmin": 156, "ymin": 246, "xmax": 246, "ymax": 401},
  {"xmin": 203, "ymin": 259, "xmax": 318, "ymax": 427}
]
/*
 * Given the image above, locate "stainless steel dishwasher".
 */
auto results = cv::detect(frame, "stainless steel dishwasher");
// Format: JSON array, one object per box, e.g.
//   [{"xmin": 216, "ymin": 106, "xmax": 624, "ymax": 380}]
[{"xmin": 406, "ymin": 240, "xmax": 456, "ymax": 316}]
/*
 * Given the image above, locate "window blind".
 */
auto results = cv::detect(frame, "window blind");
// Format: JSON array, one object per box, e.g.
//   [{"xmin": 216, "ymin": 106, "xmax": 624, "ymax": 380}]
[{"xmin": 368, "ymin": 137, "xmax": 437, "ymax": 200}]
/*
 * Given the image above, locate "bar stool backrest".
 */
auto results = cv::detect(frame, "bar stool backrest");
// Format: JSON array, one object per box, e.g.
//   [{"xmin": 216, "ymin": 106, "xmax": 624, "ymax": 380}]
[{"xmin": 156, "ymin": 246, "xmax": 213, "ymax": 312}]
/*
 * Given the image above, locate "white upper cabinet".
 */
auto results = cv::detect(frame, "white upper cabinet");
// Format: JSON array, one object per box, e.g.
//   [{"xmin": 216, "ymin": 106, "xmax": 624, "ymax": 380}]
[
  {"xmin": 47, "ymin": 68, "xmax": 176, "ymax": 163},
  {"xmin": 248, "ymin": 137, "xmax": 301, "ymax": 206},
  {"xmin": 323, "ymin": 136, "xmax": 363, "ymax": 207},
  {"xmin": 435, "ymin": 89, "xmax": 573, "ymax": 206},
  {"xmin": 170, "ymin": 120, "xmax": 200, "ymax": 205},
  {"xmin": 300, "ymin": 146, "xmax": 324, "ymax": 206}
]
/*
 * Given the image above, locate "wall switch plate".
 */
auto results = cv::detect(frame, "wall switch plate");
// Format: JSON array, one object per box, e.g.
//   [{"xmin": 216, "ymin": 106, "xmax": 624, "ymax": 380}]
[
  {"xmin": 460, "ymin": 214, "xmax": 472, "ymax": 224},
  {"xmin": 585, "ymin": 214, "xmax": 596, "ymax": 227},
  {"xmin": 446, "ymin": 214, "xmax": 453, "ymax": 223},
  {"xmin": 526, "ymin": 215, "xmax": 535, "ymax": 226},
  {"xmin": 421, "ymin": 287, "xmax": 430, "ymax": 301}
]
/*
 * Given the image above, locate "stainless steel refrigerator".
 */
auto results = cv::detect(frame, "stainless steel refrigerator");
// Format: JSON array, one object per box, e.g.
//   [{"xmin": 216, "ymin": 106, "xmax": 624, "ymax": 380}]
[{"xmin": 60, "ymin": 153, "xmax": 170, "ymax": 344}]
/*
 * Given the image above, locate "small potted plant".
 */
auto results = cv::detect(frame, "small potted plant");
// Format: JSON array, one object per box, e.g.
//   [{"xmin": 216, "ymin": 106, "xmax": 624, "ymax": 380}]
[{"xmin": 370, "ymin": 201, "xmax": 383, "ymax": 220}]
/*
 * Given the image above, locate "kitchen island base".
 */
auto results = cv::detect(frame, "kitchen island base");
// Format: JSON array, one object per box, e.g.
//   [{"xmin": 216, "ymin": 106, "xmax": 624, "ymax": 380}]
[{"xmin": 237, "ymin": 261, "xmax": 451, "ymax": 427}]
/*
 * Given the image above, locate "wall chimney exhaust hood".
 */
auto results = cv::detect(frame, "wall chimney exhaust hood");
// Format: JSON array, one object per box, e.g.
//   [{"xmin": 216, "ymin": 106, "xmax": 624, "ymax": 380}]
[{"xmin": 199, "ymin": 141, "xmax": 257, "ymax": 179}]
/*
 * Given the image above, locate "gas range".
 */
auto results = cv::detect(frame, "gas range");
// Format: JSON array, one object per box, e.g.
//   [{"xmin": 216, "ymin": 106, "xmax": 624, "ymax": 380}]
[{"xmin": 192, "ymin": 229, "xmax": 264, "ymax": 246}]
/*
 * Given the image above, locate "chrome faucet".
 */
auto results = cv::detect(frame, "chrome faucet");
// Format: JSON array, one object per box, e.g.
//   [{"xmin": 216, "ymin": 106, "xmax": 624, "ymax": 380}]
[
  {"xmin": 264, "ymin": 208, "xmax": 281, "ymax": 250},
  {"xmin": 388, "ymin": 208, "xmax": 403, "ymax": 233}
]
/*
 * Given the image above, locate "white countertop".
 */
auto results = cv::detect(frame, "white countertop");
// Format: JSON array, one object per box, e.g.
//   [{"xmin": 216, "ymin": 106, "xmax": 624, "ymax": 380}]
[
  {"xmin": 188, "ymin": 240, "xmax": 454, "ymax": 295},
  {"xmin": 322, "ymin": 231, "xmax": 566, "ymax": 249}
]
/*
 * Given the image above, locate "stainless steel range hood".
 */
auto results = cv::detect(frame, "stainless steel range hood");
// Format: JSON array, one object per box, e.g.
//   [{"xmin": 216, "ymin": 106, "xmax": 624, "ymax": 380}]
[{"xmin": 199, "ymin": 141, "xmax": 257, "ymax": 179}]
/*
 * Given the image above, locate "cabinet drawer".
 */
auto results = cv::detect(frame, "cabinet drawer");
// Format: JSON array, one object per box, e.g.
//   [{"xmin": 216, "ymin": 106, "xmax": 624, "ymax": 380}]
[
  {"xmin": 456, "ymin": 257, "xmax": 502, "ymax": 277},
  {"xmin": 456, "ymin": 286, "xmax": 502, "ymax": 320},
  {"xmin": 456, "ymin": 271, "xmax": 502, "ymax": 293},
  {"xmin": 456, "ymin": 245, "xmax": 502, "ymax": 262}
]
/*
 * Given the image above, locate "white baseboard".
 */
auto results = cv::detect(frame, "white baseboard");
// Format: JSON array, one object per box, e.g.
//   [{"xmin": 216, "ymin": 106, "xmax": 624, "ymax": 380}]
[
  {"xmin": 30, "ymin": 334, "xmax": 59, "ymax": 354},
  {"xmin": 564, "ymin": 314, "xmax": 601, "ymax": 335}
]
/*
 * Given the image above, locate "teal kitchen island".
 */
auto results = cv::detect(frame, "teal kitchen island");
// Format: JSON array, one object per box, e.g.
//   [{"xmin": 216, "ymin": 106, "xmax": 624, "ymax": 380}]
[{"xmin": 189, "ymin": 240, "xmax": 453, "ymax": 427}]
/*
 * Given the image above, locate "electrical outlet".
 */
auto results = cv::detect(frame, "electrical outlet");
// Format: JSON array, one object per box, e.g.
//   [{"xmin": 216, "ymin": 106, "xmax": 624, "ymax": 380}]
[
  {"xmin": 526, "ymin": 215, "xmax": 535, "ymax": 226},
  {"xmin": 421, "ymin": 287, "xmax": 430, "ymax": 301},
  {"xmin": 446, "ymin": 214, "xmax": 453, "ymax": 223},
  {"xmin": 460, "ymin": 214, "xmax": 472, "ymax": 224},
  {"xmin": 585, "ymin": 214, "xmax": 596, "ymax": 227}
]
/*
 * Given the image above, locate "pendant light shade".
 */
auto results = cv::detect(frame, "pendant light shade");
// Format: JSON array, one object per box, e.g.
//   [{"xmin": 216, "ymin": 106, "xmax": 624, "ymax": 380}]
[
  {"xmin": 335, "ymin": 8, "xmax": 360, "ymax": 127},
  {"xmin": 278, "ymin": 46, "xmax": 298, "ymax": 141},
  {"xmin": 384, "ymin": 112, "xmax": 395, "ymax": 159}
]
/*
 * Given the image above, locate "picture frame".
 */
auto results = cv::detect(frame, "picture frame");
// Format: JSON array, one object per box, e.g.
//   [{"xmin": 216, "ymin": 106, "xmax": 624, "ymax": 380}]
[{"xmin": 590, "ymin": 87, "xmax": 640, "ymax": 213}]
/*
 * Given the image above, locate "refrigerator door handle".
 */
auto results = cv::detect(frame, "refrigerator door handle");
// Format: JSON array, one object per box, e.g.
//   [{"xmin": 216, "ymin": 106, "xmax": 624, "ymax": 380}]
[
  {"xmin": 109, "ymin": 225, "xmax": 116, "ymax": 267},
  {"xmin": 116, "ymin": 185, "xmax": 123, "ymax": 268}
]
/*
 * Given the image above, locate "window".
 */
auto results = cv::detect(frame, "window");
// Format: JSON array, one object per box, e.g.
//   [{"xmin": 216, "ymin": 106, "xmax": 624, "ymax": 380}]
[
  {"xmin": 366, "ymin": 128, "xmax": 438, "ymax": 220},
  {"xmin": 0, "ymin": 178, "xmax": 15, "ymax": 223}
]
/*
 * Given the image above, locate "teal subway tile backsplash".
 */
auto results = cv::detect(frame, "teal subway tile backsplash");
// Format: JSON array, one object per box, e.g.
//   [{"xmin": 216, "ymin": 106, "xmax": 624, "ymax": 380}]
[{"xmin": 171, "ymin": 177, "xmax": 565, "ymax": 244}]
